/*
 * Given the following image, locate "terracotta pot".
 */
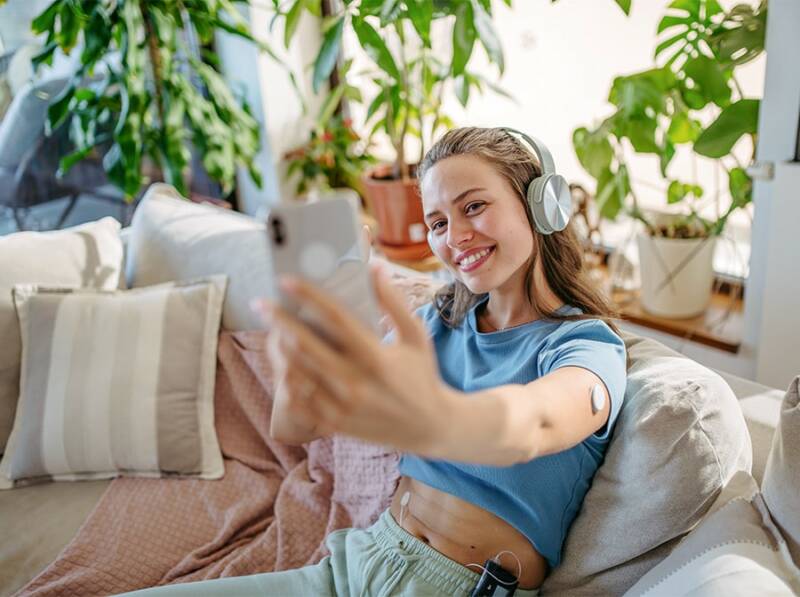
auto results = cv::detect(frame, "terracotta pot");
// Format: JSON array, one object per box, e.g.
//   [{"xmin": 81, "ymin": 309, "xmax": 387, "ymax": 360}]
[{"xmin": 362, "ymin": 164, "xmax": 431, "ymax": 258}]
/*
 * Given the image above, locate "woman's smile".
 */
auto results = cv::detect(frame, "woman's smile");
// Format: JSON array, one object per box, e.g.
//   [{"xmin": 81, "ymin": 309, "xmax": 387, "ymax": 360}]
[{"xmin": 456, "ymin": 246, "xmax": 496, "ymax": 272}]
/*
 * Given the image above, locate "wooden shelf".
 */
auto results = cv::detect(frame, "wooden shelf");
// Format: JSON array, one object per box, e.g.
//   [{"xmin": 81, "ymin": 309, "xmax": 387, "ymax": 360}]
[{"xmin": 604, "ymin": 267, "xmax": 744, "ymax": 353}]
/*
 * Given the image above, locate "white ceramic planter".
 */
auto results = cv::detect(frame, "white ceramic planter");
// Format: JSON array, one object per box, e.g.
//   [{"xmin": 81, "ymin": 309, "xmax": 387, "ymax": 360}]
[{"xmin": 636, "ymin": 233, "xmax": 716, "ymax": 319}]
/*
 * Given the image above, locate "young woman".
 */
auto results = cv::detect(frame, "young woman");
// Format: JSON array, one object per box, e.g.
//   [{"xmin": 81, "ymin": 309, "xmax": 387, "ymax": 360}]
[{"xmin": 124, "ymin": 127, "xmax": 627, "ymax": 596}]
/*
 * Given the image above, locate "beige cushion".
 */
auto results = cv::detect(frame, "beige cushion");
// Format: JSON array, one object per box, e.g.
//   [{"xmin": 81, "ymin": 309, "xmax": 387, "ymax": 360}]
[
  {"xmin": 762, "ymin": 375, "xmax": 800, "ymax": 565},
  {"xmin": 0, "ymin": 217, "xmax": 123, "ymax": 453},
  {"xmin": 0, "ymin": 277, "xmax": 226, "ymax": 488},
  {"xmin": 0, "ymin": 479, "xmax": 110, "ymax": 595},
  {"xmin": 126, "ymin": 183, "xmax": 276, "ymax": 331},
  {"xmin": 542, "ymin": 332, "xmax": 752, "ymax": 595},
  {"xmin": 623, "ymin": 471, "xmax": 800, "ymax": 596}
]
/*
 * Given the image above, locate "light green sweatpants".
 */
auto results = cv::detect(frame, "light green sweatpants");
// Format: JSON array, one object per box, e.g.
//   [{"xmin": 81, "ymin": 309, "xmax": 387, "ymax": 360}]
[{"xmin": 119, "ymin": 509, "xmax": 541, "ymax": 596}]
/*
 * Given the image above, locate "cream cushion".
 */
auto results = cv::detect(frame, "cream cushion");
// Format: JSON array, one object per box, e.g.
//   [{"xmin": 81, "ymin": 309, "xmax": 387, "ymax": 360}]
[
  {"xmin": 126, "ymin": 183, "xmax": 276, "ymax": 331},
  {"xmin": 0, "ymin": 277, "xmax": 226, "ymax": 488},
  {"xmin": 542, "ymin": 332, "xmax": 752, "ymax": 595},
  {"xmin": 623, "ymin": 471, "xmax": 800, "ymax": 596},
  {"xmin": 762, "ymin": 375, "xmax": 800, "ymax": 565},
  {"xmin": 0, "ymin": 217, "xmax": 123, "ymax": 453}
]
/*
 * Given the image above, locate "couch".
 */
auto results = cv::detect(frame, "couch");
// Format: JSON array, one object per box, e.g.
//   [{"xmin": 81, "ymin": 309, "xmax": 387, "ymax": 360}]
[{"xmin": 0, "ymin": 184, "xmax": 796, "ymax": 596}]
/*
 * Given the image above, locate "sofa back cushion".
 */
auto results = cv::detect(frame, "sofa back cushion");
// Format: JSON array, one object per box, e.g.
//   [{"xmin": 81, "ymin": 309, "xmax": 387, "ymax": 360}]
[
  {"xmin": 126, "ymin": 183, "xmax": 276, "ymax": 331},
  {"xmin": 0, "ymin": 217, "xmax": 123, "ymax": 453},
  {"xmin": 762, "ymin": 375, "xmax": 800, "ymax": 565},
  {"xmin": 541, "ymin": 332, "xmax": 752, "ymax": 595}
]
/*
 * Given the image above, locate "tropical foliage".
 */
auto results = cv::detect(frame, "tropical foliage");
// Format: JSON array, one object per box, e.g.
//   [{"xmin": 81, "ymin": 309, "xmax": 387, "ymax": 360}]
[
  {"xmin": 573, "ymin": 0, "xmax": 766, "ymax": 238},
  {"xmin": 27, "ymin": 0, "xmax": 265, "ymax": 200}
]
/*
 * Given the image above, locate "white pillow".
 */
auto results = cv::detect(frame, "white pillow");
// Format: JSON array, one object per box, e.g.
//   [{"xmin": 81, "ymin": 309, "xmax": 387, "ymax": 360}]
[
  {"xmin": 126, "ymin": 183, "xmax": 276, "ymax": 331},
  {"xmin": 542, "ymin": 332, "xmax": 752, "ymax": 595},
  {"xmin": 762, "ymin": 375, "xmax": 800, "ymax": 564},
  {"xmin": 0, "ymin": 217, "xmax": 123, "ymax": 453},
  {"xmin": 623, "ymin": 471, "xmax": 800, "ymax": 596},
  {"xmin": 0, "ymin": 277, "xmax": 227, "ymax": 488}
]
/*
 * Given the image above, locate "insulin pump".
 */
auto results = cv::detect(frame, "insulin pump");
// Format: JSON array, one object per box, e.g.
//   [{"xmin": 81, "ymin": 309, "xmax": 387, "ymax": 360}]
[{"xmin": 470, "ymin": 558, "xmax": 519, "ymax": 596}]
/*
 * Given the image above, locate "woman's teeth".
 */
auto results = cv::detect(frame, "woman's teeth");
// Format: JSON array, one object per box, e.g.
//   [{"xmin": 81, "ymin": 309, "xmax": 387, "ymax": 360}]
[{"xmin": 460, "ymin": 248, "xmax": 492, "ymax": 267}]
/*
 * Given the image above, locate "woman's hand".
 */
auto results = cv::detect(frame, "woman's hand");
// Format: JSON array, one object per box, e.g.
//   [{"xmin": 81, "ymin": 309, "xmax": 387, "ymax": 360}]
[{"xmin": 257, "ymin": 265, "xmax": 458, "ymax": 457}]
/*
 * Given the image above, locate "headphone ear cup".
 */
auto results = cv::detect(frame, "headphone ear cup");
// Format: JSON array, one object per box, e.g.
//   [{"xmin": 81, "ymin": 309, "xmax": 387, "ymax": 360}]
[{"xmin": 526, "ymin": 175, "xmax": 551, "ymax": 234}]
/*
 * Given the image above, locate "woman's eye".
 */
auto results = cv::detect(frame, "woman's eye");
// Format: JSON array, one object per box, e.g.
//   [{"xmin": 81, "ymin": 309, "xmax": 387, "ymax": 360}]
[
  {"xmin": 430, "ymin": 221, "xmax": 446, "ymax": 232},
  {"xmin": 465, "ymin": 201, "xmax": 485, "ymax": 214}
]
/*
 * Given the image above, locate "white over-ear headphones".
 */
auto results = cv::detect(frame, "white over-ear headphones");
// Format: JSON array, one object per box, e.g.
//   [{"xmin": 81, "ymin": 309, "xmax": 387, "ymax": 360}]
[{"xmin": 500, "ymin": 127, "xmax": 572, "ymax": 235}]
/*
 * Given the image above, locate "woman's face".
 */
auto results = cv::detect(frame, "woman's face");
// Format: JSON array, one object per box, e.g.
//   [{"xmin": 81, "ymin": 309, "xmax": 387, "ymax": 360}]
[{"xmin": 421, "ymin": 154, "xmax": 535, "ymax": 295}]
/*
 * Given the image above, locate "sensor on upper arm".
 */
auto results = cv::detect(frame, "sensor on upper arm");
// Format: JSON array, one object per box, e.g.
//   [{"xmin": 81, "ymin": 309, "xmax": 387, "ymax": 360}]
[{"xmin": 590, "ymin": 384, "xmax": 605, "ymax": 415}]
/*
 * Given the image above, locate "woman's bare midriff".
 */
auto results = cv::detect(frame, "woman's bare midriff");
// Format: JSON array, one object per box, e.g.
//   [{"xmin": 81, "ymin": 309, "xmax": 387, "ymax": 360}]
[{"xmin": 388, "ymin": 476, "xmax": 547, "ymax": 590}]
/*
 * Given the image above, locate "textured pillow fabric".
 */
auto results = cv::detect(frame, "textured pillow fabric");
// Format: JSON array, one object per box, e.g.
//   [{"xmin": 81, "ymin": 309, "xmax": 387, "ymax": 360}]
[
  {"xmin": 541, "ymin": 332, "xmax": 752, "ymax": 595},
  {"xmin": 0, "ymin": 277, "xmax": 227, "ymax": 488},
  {"xmin": 126, "ymin": 183, "xmax": 276, "ymax": 331},
  {"xmin": 762, "ymin": 375, "xmax": 800, "ymax": 565},
  {"xmin": 623, "ymin": 471, "xmax": 800, "ymax": 596},
  {"xmin": 0, "ymin": 217, "xmax": 123, "ymax": 453}
]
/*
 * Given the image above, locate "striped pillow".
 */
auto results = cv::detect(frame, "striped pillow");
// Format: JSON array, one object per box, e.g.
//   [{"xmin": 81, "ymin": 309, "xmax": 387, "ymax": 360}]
[{"xmin": 0, "ymin": 277, "xmax": 227, "ymax": 489}]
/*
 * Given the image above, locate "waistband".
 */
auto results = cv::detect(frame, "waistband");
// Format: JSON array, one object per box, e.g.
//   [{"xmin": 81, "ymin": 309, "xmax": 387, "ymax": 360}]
[{"xmin": 372, "ymin": 509, "xmax": 540, "ymax": 596}]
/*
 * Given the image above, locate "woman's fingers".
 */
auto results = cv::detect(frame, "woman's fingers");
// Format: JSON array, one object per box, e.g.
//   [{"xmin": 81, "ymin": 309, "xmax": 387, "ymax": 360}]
[
  {"xmin": 370, "ymin": 264, "xmax": 428, "ymax": 347},
  {"xmin": 279, "ymin": 276, "xmax": 381, "ymax": 365}
]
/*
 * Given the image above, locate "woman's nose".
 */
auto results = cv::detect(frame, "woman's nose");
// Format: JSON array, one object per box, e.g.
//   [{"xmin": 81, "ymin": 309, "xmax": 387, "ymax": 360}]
[{"xmin": 447, "ymin": 221, "xmax": 474, "ymax": 248}]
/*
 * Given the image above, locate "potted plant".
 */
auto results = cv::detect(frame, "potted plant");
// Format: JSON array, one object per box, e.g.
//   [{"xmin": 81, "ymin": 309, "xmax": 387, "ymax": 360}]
[
  {"xmin": 283, "ymin": 61, "xmax": 375, "ymax": 203},
  {"xmin": 24, "ymin": 0, "xmax": 267, "ymax": 201},
  {"xmin": 275, "ymin": 0, "xmax": 511, "ymax": 259},
  {"xmin": 573, "ymin": 0, "xmax": 766, "ymax": 318}
]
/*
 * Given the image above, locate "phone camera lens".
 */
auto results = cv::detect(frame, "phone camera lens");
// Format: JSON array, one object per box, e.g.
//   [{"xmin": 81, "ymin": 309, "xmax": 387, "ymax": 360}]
[{"xmin": 270, "ymin": 216, "xmax": 285, "ymax": 246}]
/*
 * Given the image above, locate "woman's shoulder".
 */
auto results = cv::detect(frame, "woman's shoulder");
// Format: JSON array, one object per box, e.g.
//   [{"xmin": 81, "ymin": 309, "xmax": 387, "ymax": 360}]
[{"xmin": 546, "ymin": 312, "xmax": 625, "ymax": 351}]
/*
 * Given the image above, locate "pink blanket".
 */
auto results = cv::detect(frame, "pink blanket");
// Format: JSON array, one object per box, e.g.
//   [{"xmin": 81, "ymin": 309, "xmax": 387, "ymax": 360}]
[{"xmin": 19, "ymin": 331, "xmax": 401, "ymax": 596}]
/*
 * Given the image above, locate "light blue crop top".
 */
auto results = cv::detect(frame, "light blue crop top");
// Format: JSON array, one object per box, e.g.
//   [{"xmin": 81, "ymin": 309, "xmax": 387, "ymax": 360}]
[{"xmin": 397, "ymin": 297, "xmax": 627, "ymax": 569}]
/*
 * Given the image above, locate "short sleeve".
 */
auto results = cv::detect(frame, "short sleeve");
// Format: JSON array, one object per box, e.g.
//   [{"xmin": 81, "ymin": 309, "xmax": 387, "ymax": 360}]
[{"xmin": 538, "ymin": 319, "xmax": 627, "ymax": 441}]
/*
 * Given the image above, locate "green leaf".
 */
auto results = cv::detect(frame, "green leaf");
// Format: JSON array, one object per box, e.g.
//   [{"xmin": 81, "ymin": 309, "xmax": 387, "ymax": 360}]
[
  {"xmin": 366, "ymin": 88, "xmax": 387, "ymax": 121},
  {"xmin": 46, "ymin": 85, "xmax": 76, "ymax": 133},
  {"xmin": 31, "ymin": 1, "xmax": 61, "ymax": 33},
  {"xmin": 683, "ymin": 55, "xmax": 731, "ymax": 108},
  {"xmin": 407, "ymin": 0, "xmax": 433, "ymax": 46},
  {"xmin": 451, "ymin": 2, "xmax": 476, "ymax": 77},
  {"xmin": 667, "ymin": 180, "xmax": 687, "ymax": 204},
  {"xmin": 471, "ymin": 0, "xmax": 503, "ymax": 73},
  {"xmin": 454, "ymin": 73, "xmax": 470, "ymax": 106},
  {"xmin": 317, "ymin": 85, "xmax": 346, "ymax": 127},
  {"xmin": 284, "ymin": 0, "xmax": 303, "ymax": 48},
  {"xmin": 668, "ymin": 0, "xmax": 700, "ymax": 18},
  {"xmin": 694, "ymin": 99, "xmax": 759, "ymax": 158},
  {"xmin": 573, "ymin": 126, "xmax": 613, "ymax": 179},
  {"xmin": 312, "ymin": 15, "xmax": 344, "ymax": 93},
  {"xmin": 595, "ymin": 166, "xmax": 629, "ymax": 221},
  {"xmin": 352, "ymin": 17, "xmax": 400, "ymax": 81},
  {"xmin": 728, "ymin": 166, "xmax": 752, "ymax": 208},
  {"xmin": 614, "ymin": 0, "xmax": 632, "ymax": 15},
  {"xmin": 657, "ymin": 14, "xmax": 691, "ymax": 34},
  {"xmin": 303, "ymin": 0, "xmax": 322, "ymax": 17},
  {"xmin": 626, "ymin": 116, "xmax": 660, "ymax": 153},
  {"xmin": 667, "ymin": 110, "xmax": 701, "ymax": 144},
  {"xmin": 660, "ymin": 140, "xmax": 676, "ymax": 177}
]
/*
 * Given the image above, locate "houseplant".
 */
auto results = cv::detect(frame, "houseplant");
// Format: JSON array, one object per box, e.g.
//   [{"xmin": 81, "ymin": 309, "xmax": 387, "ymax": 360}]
[
  {"xmin": 275, "ymin": 0, "xmax": 512, "ymax": 258},
  {"xmin": 282, "ymin": 59, "xmax": 375, "ymax": 202},
  {"xmin": 573, "ymin": 0, "xmax": 766, "ymax": 318},
  {"xmin": 24, "ymin": 0, "xmax": 266, "ymax": 200}
]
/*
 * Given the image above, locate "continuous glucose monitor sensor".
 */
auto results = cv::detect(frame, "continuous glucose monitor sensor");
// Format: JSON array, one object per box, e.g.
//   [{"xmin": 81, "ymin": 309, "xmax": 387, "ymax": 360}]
[{"xmin": 590, "ymin": 384, "xmax": 605, "ymax": 415}]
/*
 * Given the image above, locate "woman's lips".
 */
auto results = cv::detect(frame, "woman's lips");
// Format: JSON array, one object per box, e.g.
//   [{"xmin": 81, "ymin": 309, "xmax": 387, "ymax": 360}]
[{"xmin": 458, "ymin": 247, "xmax": 495, "ymax": 272}]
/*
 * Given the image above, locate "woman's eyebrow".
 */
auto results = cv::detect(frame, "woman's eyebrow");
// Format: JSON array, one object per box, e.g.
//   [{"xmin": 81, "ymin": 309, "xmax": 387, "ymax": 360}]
[{"xmin": 424, "ymin": 187, "xmax": 486, "ymax": 220}]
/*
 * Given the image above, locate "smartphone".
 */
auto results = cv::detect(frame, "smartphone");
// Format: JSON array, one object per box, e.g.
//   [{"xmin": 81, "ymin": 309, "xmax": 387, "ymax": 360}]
[{"xmin": 266, "ymin": 196, "xmax": 382, "ymax": 341}]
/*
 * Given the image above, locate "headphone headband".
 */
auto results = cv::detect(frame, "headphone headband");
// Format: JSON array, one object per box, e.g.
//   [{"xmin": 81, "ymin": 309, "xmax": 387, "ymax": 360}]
[{"xmin": 500, "ymin": 127, "xmax": 556, "ymax": 175}]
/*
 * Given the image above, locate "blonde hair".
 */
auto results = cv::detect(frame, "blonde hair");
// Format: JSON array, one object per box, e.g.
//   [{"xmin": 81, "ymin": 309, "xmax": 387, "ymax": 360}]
[{"xmin": 417, "ymin": 127, "xmax": 620, "ymax": 333}]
